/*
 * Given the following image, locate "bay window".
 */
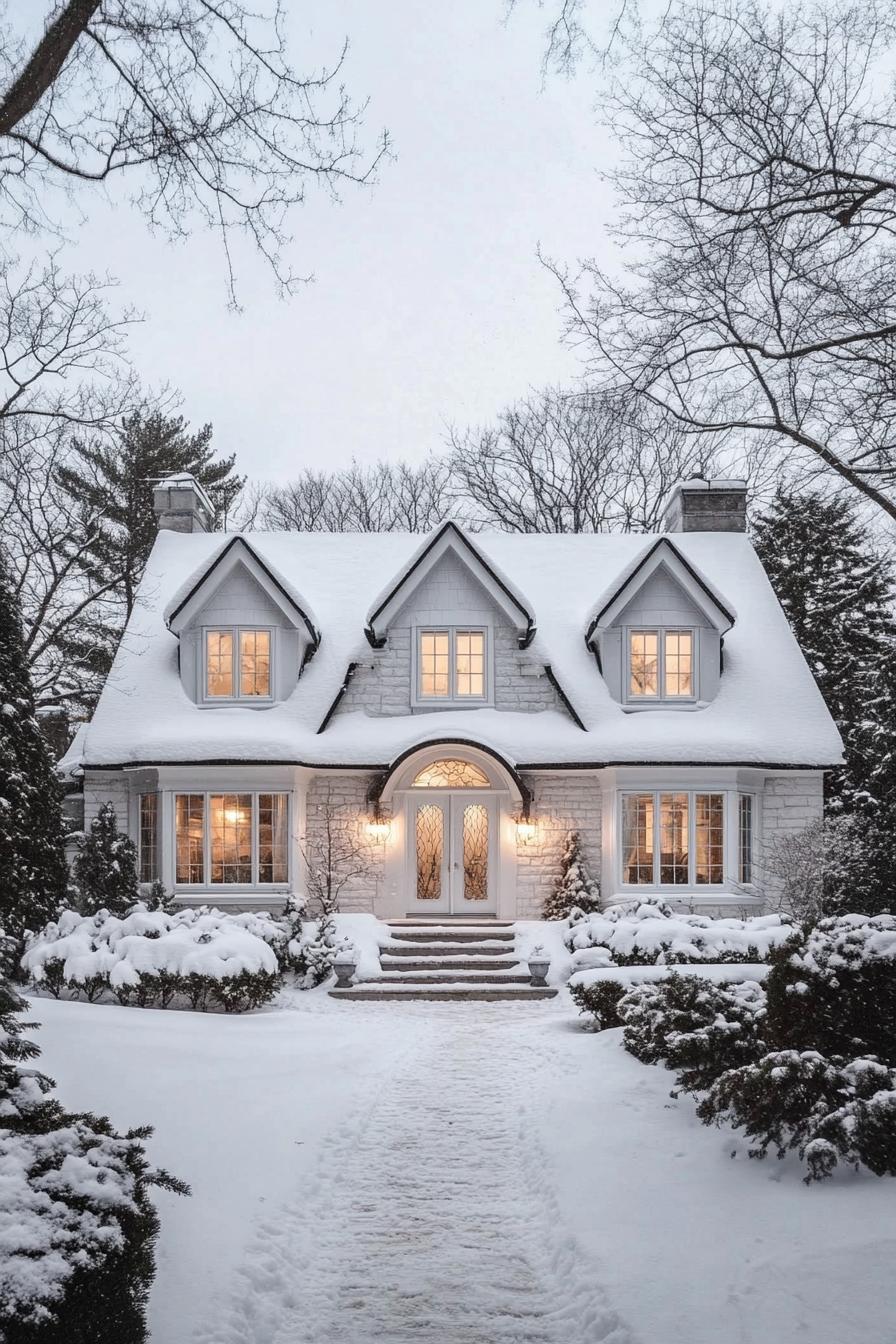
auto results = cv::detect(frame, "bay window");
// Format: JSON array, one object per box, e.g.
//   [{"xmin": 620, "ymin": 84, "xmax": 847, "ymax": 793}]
[
  {"xmin": 621, "ymin": 790, "xmax": 726, "ymax": 887},
  {"xmin": 628, "ymin": 629, "xmax": 695, "ymax": 701},
  {"xmin": 418, "ymin": 628, "xmax": 487, "ymax": 701},
  {"xmin": 204, "ymin": 628, "xmax": 272, "ymax": 700},
  {"xmin": 175, "ymin": 792, "xmax": 288, "ymax": 886}
]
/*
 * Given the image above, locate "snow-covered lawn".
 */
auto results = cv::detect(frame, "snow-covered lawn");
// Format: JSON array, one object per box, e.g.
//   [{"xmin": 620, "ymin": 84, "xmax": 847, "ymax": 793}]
[{"xmin": 28, "ymin": 991, "xmax": 896, "ymax": 1344}]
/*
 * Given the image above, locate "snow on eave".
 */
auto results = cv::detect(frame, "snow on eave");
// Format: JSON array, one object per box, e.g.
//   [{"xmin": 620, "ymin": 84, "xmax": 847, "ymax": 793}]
[
  {"xmin": 364, "ymin": 521, "xmax": 535, "ymax": 647},
  {"xmin": 56, "ymin": 721, "xmax": 87, "ymax": 781},
  {"xmin": 163, "ymin": 535, "xmax": 320, "ymax": 646},
  {"xmin": 584, "ymin": 537, "xmax": 736, "ymax": 641}
]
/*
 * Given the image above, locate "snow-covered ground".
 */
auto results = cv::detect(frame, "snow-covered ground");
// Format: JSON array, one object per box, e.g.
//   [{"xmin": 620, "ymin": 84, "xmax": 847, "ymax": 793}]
[{"xmin": 28, "ymin": 991, "xmax": 896, "ymax": 1344}]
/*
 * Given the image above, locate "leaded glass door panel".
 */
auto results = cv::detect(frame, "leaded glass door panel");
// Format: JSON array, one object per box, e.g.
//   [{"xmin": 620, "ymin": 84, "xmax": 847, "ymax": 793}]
[{"xmin": 409, "ymin": 792, "xmax": 497, "ymax": 914}]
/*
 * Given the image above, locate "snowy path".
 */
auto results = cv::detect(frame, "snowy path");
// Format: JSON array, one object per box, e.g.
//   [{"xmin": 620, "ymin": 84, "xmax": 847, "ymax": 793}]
[{"xmin": 196, "ymin": 1003, "xmax": 630, "ymax": 1344}]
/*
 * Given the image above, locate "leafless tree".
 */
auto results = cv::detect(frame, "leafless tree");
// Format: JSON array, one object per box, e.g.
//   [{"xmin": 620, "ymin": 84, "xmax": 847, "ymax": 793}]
[
  {"xmin": 450, "ymin": 386, "xmax": 776, "ymax": 532},
  {"xmin": 0, "ymin": 427, "xmax": 124, "ymax": 709},
  {"xmin": 262, "ymin": 457, "xmax": 452, "ymax": 533},
  {"xmin": 546, "ymin": 0, "xmax": 896, "ymax": 521},
  {"xmin": 0, "ymin": 1, "xmax": 389, "ymax": 300},
  {"xmin": 301, "ymin": 796, "xmax": 377, "ymax": 917},
  {"xmin": 0, "ymin": 255, "xmax": 138, "ymax": 434}
]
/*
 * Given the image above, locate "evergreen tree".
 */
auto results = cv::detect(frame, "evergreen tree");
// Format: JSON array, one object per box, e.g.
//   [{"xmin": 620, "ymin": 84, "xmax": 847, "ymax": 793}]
[
  {"xmin": 72, "ymin": 803, "xmax": 140, "ymax": 916},
  {"xmin": 752, "ymin": 488, "xmax": 896, "ymax": 810},
  {"xmin": 543, "ymin": 831, "xmax": 601, "ymax": 920},
  {"xmin": 54, "ymin": 410, "xmax": 244, "ymax": 683},
  {"xmin": 0, "ymin": 547, "xmax": 69, "ymax": 941}
]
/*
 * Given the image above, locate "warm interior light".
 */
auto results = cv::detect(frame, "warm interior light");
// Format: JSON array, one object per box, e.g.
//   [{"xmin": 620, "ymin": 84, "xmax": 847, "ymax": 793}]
[
  {"xmin": 366, "ymin": 806, "xmax": 391, "ymax": 841},
  {"xmin": 516, "ymin": 817, "xmax": 537, "ymax": 844}
]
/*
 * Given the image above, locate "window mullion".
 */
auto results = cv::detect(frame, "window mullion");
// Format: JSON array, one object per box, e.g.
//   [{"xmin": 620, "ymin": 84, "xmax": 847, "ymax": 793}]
[
  {"xmin": 204, "ymin": 792, "xmax": 210, "ymax": 887},
  {"xmin": 251, "ymin": 793, "xmax": 258, "ymax": 886},
  {"xmin": 688, "ymin": 790, "xmax": 696, "ymax": 886},
  {"xmin": 653, "ymin": 791, "xmax": 660, "ymax": 886}
]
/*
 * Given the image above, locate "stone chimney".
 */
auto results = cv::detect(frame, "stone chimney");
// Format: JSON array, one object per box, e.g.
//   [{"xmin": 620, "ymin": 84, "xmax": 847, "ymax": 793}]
[
  {"xmin": 152, "ymin": 473, "xmax": 213, "ymax": 533},
  {"xmin": 662, "ymin": 477, "xmax": 747, "ymax": 533}
]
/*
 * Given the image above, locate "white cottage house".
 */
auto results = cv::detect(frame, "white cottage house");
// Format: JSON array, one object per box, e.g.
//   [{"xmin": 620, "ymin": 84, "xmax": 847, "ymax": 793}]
[{"xmin": 59, "ymin": 475, "xmax": 842, "ymax": 922}]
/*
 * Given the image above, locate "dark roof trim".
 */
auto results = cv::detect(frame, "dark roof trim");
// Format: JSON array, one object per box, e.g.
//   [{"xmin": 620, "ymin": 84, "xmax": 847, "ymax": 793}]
[
  {"xmin": 81, "ymin": 757, "xmax": 839, "ymax": 773},
  {"xmin": 585, "ymin": 538, "xmax": 735, "ymax": 641},
  {"xmin": 544, "ymin": 665, "xmax": 586, "ymax": 731},
  {"xmin": 316, "ymin": 662, "xmax": 359, "ymax": 734},
  {"xmin": 368, "ymin": 736, "xmax": 532, "ymax": 807},
  {"xmin": 365, "ymin": 521, "xmax": 535, "ymax": 645},
  {"xmin": 167, "ymin": 536, "xmax": 321, "ymax": 650}
]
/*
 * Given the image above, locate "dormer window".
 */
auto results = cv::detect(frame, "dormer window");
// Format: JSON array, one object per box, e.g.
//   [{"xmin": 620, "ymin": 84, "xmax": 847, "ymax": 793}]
[
  {"xmin": 204, "ymin": 628, "xmax": 272, "ymax": 700},
  {"xmin": 628, "ymin": 628, "xmax": 695, "ymax": 701},
  {"xmin": 417, "ymin": 628, "xmax": 487, "ymax": 703}
]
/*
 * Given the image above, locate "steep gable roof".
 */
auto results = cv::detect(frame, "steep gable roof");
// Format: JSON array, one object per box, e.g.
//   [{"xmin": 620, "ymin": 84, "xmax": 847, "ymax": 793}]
[
  {"xmin": 164, "ymin": 535, "xmax": 320, "ymax": 646},
  {"xmin": 364, "ymin": 522, "xmax": 535, "ymax": 647},
  {"xmin": 70, "ymin": 529, "xmax": 843, "ymax": 772},
  {"xmin": 586, "ymin": 537, "xmax": 735, "ymax": 640}
]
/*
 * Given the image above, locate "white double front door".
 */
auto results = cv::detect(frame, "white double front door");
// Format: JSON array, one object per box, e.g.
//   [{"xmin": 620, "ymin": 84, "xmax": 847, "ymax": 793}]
[{"xmin": 407, "ymin": 791, "xmax": 498, "ymax": 915}]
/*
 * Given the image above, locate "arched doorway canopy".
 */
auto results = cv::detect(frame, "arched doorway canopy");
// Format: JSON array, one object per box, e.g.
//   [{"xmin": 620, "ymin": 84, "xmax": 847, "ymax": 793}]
[{"xmin": 373, "ymin": 739, "xmax": 530, "ymax": 810}]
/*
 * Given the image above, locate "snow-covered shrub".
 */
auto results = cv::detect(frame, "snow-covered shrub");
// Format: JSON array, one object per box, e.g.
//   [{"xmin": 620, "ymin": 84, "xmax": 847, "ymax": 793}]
[
  {"xmin": 70, "ymin": 802, "xmax": 139, "ymax": 916},
  {"xmin": 764, "ymin": 913, "xmax": 896, "ymax": 1064},
  {"xmin": 697, "ymin": 1051, "xmax": 896, "ymax": 1183},
  {"xmin": 0, "ymin": 935, "xmax": 188, "ymax": 1341},
  {"xmin": 22, "ymin": 905, "xmax": 282, "ymax": 1013},
  {"xmin": 291, "ymin": 914, "xmax": 340, "ymax": 988},
  {"xmin": 619, "ymin": 974, "xmax": 767, "ymax": 1091},
  {"xmin": 764, "ymin": 816, "xmax": 867, "ymax": 922},
  {"xmin": 543, "ymin": 831, "xmax": 601, "ymax": 920},
  {"xmin": 569, "ymin": 978, "xmax": 628, "ymax": 1030},
  {"xmin": 565, "ymin": 902, "xmax": 793, "ymax": 968}
]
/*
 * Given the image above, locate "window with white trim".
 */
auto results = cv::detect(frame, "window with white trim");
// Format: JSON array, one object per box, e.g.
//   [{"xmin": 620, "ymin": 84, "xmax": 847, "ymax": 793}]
[
  {"xmin": 621, "ymin": 790, "xmax": 725, "ymax": 887},
  {"xmin": 139, "ymin": 793, "xmax": 159, "ymax": 883},
  {"xmin": 204, "ymin": 628, "xmax": 272, "ymax": 700},
  {"xmin": 418, "ymin": 628, "xmax": 486, "ymax": 701},
  {"xmin": 738, "ymin": 794, "xmax": 754, "ymax": 885},
  {"xmin": 628, "ymin": 628, "xmax": 695, "ymax": 700},
  {"xmin": 174, "ymin": 792, "xmax": 288, "ymax": 885}
]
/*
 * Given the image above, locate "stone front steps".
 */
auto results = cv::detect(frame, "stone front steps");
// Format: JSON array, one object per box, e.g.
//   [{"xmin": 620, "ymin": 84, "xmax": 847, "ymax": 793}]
[{"xmin": 329, "ymin": 919, "xmax": 558, "ymax": 1003}]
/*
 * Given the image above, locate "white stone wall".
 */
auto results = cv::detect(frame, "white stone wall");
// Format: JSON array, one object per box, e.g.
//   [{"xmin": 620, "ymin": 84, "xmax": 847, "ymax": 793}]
[
  {"xmin": 757, "ymin": 771, "xmax": 825, "ymax": 905},
  {"xmin": 302, "ymin": 773, "xmax": 387, "ymax": 915},
  {"xmin": 515, "ymin": 773, "xmax": 603, "ymax": 919}
]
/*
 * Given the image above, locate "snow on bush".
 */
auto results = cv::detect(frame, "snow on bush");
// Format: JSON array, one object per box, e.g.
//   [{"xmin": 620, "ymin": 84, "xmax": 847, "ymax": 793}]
[
  {"xmin": 1, "ymin": 935, "xmax": 187, "ymax": 1341},
  {"xmin": 617, "ymin": 974, "xmax": 768, "ymax": 1093},
  {"xmin": 565, "ymin": 902, "xmax": 794, "ymax": 968},
  {"xmin": 542, "ymin": 831, "xmax": 601, "ymax": 921},
  {"xmin": 765, "ymin": 913, "xmax": 896, "ymax": 1064},
  {"xmin": 22, "ymin": 905, "xmax": 283, "ymax": 1012},
  {"xmin": 697, "ymin": 1051, "xmax": 896, "ymax": 1183}
]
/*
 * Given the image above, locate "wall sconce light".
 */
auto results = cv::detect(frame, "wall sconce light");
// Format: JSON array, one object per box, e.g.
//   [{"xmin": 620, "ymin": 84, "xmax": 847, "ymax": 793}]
[
  {"xmin": 366, "ymin": 804, "xmax": 391, "ymax": 841},
  {"xmin": 515, "ymin": 811, "xmax": 537, "ymax": 845}
]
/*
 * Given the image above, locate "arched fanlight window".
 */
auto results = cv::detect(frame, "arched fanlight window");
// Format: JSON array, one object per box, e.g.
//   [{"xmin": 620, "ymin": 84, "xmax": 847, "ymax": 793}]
[{"xmin": 411, "ymin": 758, "xmax": 490, "ymax": 788}]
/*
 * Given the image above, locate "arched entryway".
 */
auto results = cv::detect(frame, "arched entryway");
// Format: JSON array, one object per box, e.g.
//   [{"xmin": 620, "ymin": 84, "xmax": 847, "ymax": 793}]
[{"xmin": 379, "ymin": 743, "xmax": 525, "ymax": 918}]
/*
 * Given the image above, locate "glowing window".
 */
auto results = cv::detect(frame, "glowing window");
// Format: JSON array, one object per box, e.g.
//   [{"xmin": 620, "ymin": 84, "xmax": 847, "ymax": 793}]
[
  {"xmin": 412, "ymin": 759, "xmax": 490, "ymax": 788},
  {"xmin": 174, "ymin": 792, "xmax": 288, "ymax": 885},
  {"xmin": 418, "ymin": 628, "xmax": 487, "ymax": 700},
  {"xmin": 205, "ymin": 628, "xmax": 273, "ymax": 700},
  {"xmin": 455, "ymin": 631, "xmax": 485, "ymax": 697},
  {"xmin": 240, "ymin": 630, "xmax": 271, "ymax": 697},
  {"xmin": 621, "ymin": 790, "xmax": 725, "ymax": 886},
  {"xmin": 628, "ymin": 628, "xmax": 695, "ymax": 700},
  {"xmin": 206, "ymin": 631, "xmax": 234, "ymax": 697}
]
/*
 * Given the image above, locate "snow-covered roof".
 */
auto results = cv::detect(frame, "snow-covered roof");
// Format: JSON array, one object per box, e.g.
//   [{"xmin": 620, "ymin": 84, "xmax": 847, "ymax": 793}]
[{"xmin": 72, "ymin": 528, "xmax": 843, "ymax": 771}]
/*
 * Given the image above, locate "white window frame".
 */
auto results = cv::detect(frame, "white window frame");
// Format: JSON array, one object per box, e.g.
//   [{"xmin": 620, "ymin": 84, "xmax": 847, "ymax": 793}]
[
  {"xmin": 624, "ymin": 626, "xmax": 698, "ymax": 704},
  {"xmin": 202, "ymin": 626, "xmax": 275, "ymax": 704},
  {"xmin": 173, "ymin": 790, "xmax": 290, "ymax": 889},
  {"xmin": 138, "ymin": 792, "xmax": 159, "ymax": 884},
  {"xmin": 618, "ymin": 788, "xmax": 729, "ymax": 891},
  {"xmin": 737, "ymin": 792, "xmax": 756, "ymax": 887},
  {"xmin": 412, "ymin": 626, "xmax": 491, "ymax": 707}
]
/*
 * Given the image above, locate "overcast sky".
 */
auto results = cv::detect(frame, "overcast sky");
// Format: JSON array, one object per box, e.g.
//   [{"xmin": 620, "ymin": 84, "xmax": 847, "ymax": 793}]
[{"xmin": 30, "ymin": 1, "xmax": 618, "ymax": 485}]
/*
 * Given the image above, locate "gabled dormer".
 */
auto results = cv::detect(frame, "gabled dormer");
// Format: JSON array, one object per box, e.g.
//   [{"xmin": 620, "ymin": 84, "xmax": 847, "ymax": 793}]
[
  {"xmin": 164, "ymin": 536, "xmax": 319, "ymax": 708},
  {"xmin": 586, "ymin": 538, "xmax": 734, "ymax": 710},
  {"xmin": 362, "ymin": 522, "xmax": 536, "ymax": 711}
]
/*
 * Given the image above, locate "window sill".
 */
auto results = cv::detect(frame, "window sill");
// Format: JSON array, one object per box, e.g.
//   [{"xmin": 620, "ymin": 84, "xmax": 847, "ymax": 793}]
[
  {"xmin": 411, "ymin": 699, "xmax": 493, "ymax": 712},
  {"xmin": 621, "ymin": 701, "xmax": 707, "ymax": 713},
  {"xmin": 197, "ymin": 699, "xmax": 276, "ymax": 710},
  {"xmin": 614, "ymin": 889, "xmax": 763, "ymax": 906}
]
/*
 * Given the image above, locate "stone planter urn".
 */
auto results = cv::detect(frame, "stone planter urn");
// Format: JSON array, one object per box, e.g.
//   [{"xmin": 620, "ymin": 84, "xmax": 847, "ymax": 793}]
[
  {"xmin": 527, "ymin": 947, "xmax": 550, "ymax": 988},
  {"xmin": 333, "ymin": 948, "xmax": 358, "ymax": 989}
]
